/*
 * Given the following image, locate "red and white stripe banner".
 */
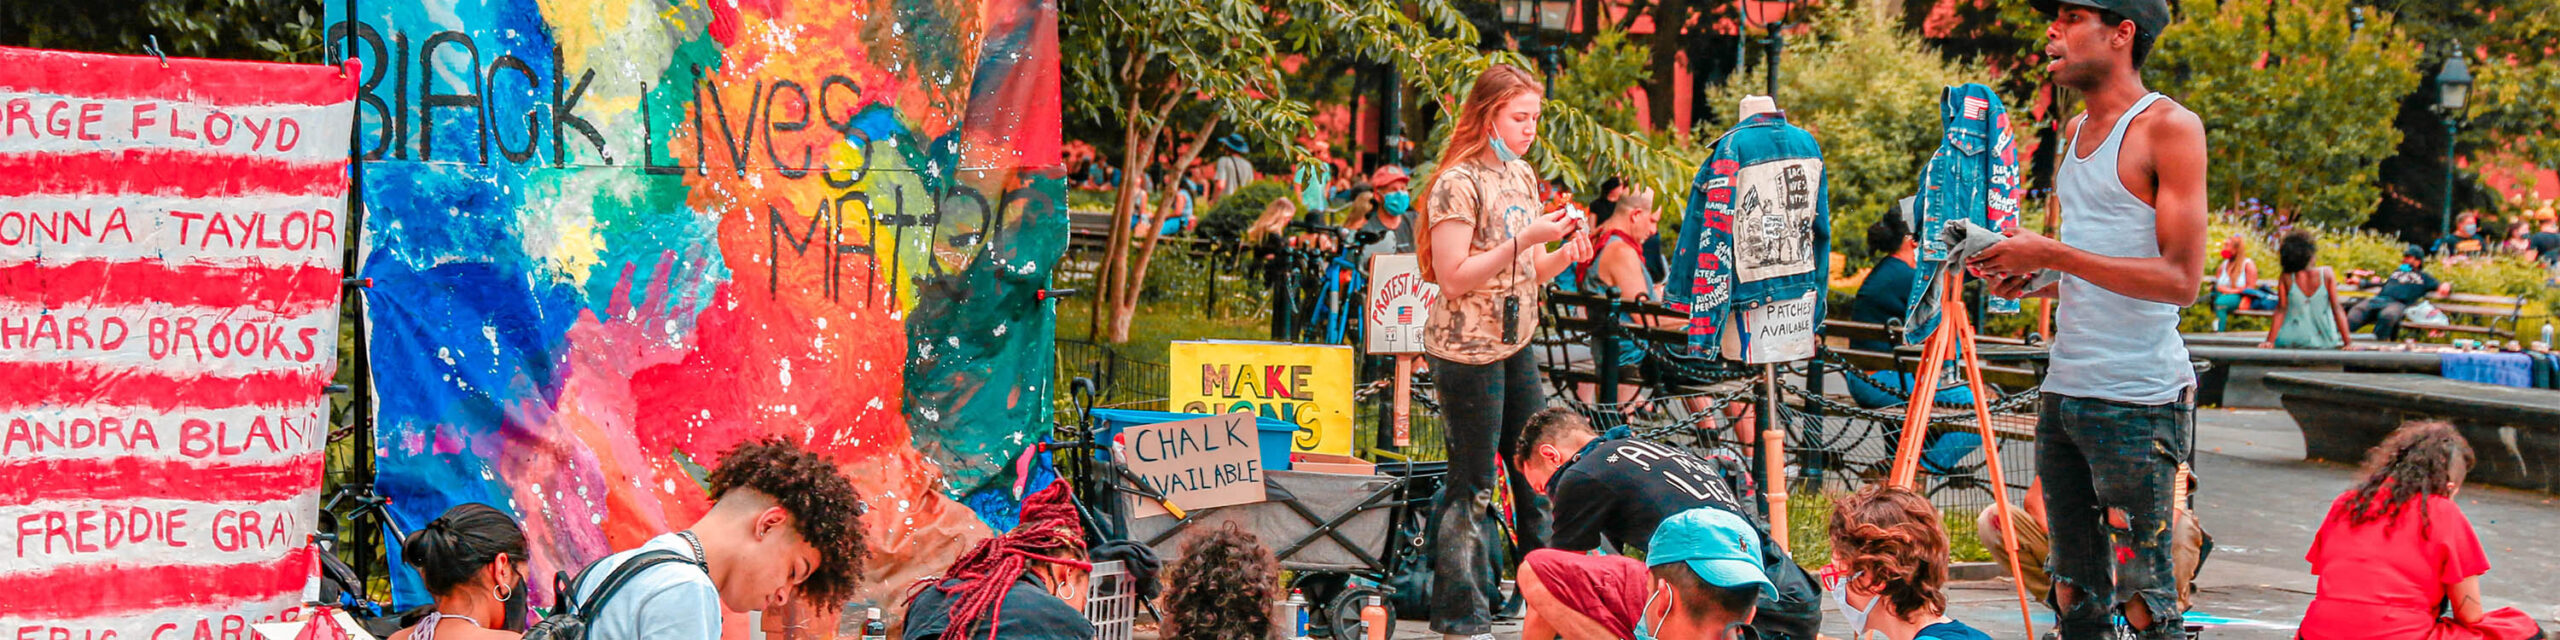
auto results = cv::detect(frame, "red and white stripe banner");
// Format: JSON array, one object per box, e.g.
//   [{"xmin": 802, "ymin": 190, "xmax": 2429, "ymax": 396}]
[{"xmin": 0, "ymin": 46, "xmax": 354, "ymax": 638}]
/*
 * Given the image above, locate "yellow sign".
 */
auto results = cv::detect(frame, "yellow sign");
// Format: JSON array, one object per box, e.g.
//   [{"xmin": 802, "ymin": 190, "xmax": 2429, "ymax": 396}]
[{"xmin": 1170, "ymin": 340, "xmax": 1358, "ymax": 456}]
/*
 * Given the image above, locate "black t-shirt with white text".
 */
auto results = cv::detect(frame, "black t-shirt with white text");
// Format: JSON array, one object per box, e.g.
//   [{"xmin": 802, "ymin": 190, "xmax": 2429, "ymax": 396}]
[
  {"xmin": 2375, "ymin": 267, "xmax": 2440, "ymax": 305},
  {"xmin": 1546, "ymin": 438, "xmax": 1753, "ymax": 554}
]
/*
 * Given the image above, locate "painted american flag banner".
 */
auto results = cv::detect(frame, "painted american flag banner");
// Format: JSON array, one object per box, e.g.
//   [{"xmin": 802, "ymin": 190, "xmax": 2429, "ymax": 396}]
[{"xmin": 0, "ymin": 46, "xmax": 355, "ymax": 639}]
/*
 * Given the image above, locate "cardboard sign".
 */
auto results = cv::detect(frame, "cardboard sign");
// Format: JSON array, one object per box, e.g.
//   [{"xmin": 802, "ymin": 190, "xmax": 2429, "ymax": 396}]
[
  {"xmin": 1119, "ymin": 412, "xmax": 1266, "ymax": 519},
  {"xmin": 1365, "ymin": 254, "xmax": 1439, "ymax": 355},
  {"xmin": 1722, "ymin": 291, "xmax": 1819, "ymax": 364},
  {"xmin": 1171, "ymin": 340, "xmax": 1357, "ymax": 455},
  {"xmin": 0, "ymin": 46, "xmax": 353, "ymax": 636}
]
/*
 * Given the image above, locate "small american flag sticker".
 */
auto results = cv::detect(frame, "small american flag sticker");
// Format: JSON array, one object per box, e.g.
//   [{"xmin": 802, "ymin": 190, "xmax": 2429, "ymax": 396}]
[{"xmin": 1962, "ymin": 96, "xmax": 1990, "ymax": 120}]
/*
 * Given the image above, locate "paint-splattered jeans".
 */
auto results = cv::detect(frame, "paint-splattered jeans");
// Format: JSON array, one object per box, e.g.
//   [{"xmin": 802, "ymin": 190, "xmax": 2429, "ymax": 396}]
[
  {"xmin": 2037, "ymin": 392, "xmax": 2191, "ymax": 640},
  {"xmin": 1425, "ymin": 349, "xmax": 1548, "ymax": 636}
]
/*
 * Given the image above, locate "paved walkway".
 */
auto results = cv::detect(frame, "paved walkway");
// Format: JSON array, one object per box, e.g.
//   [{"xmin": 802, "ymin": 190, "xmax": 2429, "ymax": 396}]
[{"xmin": 1366, "ymin": 408, "xmax": 2559, "ymax": 639}]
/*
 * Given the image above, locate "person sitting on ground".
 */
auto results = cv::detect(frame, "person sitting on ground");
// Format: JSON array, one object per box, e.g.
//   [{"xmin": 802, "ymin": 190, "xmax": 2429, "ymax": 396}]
[
  {"xmin": 1157, "ymin": 523, "xmax": 1280, "ymax": 640},
  {"xmin": 2208, "ymin": 234, "xmax": 2273, "ymax": 331},
  {"xmin": 571, "ymin": 437, "xmax": 870, "ymax": 640},
  {"xmin": 903, "ymin": 483, "xmax": 1096, "ymax": 640},
  {"xmin": 1825, "ymin": 486, "xmax": 1996, "ymax": 640},
  {"xmin": 2344, "ymin": 246, "xmax": 2452, "ymax": 342},
  {"xmin": 2301, "ymin": 421, "xmax": 2546, "ymax": 640},
  {"xmin": 1975, "ymin": 473, "xmax": 2206, "ymax": 611},
  {"xmin": 1514, "ymin": 409, "xmax": 1824, "ymax": 640},
  {"xmin": 392, "ymin": 504, "xmax": 530, "ymax": 640},
  {"xmin": 1517, "ymin": 506, "xmax": 1776, "ymax": 640},
  {"xmin": 2259, "ymin": 228, "xmax": 2351, "ymax": 349}
]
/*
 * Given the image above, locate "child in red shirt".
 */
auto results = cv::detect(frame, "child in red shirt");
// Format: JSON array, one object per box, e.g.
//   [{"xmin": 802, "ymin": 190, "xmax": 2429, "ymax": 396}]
[{"xmin": 2299, "ymin": 420, "xmax": 2545, "ymax": 640}]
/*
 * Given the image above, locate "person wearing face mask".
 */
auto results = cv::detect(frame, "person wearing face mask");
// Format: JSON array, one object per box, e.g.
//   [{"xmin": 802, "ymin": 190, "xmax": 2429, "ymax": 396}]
[
  {"xmin": 902, "ymin": 483, "xmax": 1096, "ymax": 640},
  {"xmin": 2207, "ymin": 234, "xmax": 2272, "ymax": 332},
  {"xmin": 1513, "ymin": 409, "xmax": 1824, "ymax": 640},
  {"xmin": 2344, "ymin": 246, "xmax": 2451, "ymax": 342},
  {"xmin": 393, "ymin": 504, "xmax": 531, "ymax": 640},
  {"xmin": 2436, "ymin": 212, "xmax": 2487, "ymax": 258},
  {"xmin": 1416, "ymin": 63, "xmax": 1591, "ymax": 640},
  {"xmin": 1635, "ymin": 508, "xmax": 1776, "ymax": 640},
  {"xmin": 1355, "ymin": 165, "xmax": 1418, "ymax": 264},
  {"xmin": 1823, "ymin": 486, "xmax": 1995, "ymax": 640},
  {"xmin": 569, "ymin": 437, "xmax": 871, "ymax": 640}
]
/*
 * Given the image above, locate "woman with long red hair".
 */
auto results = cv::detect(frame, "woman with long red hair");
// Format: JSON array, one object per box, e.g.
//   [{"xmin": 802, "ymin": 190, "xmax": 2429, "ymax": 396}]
[{"xmin": 1414, "ymin": 63, "xmax": 1589, "ymax": 640}]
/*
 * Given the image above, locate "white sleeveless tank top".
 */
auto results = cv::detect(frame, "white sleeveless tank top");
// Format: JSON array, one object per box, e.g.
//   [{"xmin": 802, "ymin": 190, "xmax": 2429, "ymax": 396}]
[{"xmin": 2047, "ymin": 93, "xmax": 2194, "ymax": 404}]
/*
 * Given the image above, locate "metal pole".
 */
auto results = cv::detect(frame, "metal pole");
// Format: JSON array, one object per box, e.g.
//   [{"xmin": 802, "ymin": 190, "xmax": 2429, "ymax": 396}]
[
  {"xmin": 1763, "ymin": 25, "xmax": 1784, "ymax": 99},
  {"xmin": 2440, "ymin": 118, "xmax": 2459, "ymax": 244},
  {"xmin": 1755, "ymin": 363, "xmax": 1779, "ymax": 519}
]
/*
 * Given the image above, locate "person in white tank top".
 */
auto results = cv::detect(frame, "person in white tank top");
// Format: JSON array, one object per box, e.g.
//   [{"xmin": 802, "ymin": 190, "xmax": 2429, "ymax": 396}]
[{"xmin": 1967, "ymin": 0, "xmax": 2208, "ymax": 638}]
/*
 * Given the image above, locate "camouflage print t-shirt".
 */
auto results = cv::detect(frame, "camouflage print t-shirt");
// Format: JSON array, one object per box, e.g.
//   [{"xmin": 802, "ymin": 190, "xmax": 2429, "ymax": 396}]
[{"xmin": 1423, "ymin": 156, "xmax": 1543, "ymax": 365}]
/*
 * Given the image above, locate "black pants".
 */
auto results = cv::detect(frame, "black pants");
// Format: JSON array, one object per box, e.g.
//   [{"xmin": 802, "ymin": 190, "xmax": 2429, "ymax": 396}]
[
  {"xmin": 1424, "ymin": 348, "xmax": 1548, "ymax": 636},
  {"xmin": 2344, "ymin": 298, "xmax": 2408, "ymax": 341},
  {"xmin": 2038, "ymin": 393, "xmax": 2193, "ymax": 640}
]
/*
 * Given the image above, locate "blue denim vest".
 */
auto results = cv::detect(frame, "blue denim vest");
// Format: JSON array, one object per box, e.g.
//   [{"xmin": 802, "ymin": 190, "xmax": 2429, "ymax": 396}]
[
  {"xmin": 1666, "ymin": 112, "xmax": 1831, "ymax": 358},
  {"xmin": 1905, "ymin": 84, "xmax": 2024, "ymax": 343}
]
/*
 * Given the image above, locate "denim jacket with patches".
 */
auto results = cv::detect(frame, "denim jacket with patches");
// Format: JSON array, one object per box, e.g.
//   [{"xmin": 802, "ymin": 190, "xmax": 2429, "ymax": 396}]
[
  {"xmin": 1905, "ymin": 84, "xmax": 2024, "ymax": 343},
  {"xmin": 1665, "ymin": 111, "xmax": 1831, "ymax": 358}
]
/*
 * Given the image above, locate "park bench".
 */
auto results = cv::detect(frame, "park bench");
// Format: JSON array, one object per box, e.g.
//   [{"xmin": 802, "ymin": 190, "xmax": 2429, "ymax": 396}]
[
  {"xmin": 1535, "ymin": 287, "xmax": 1743, "ymax": 402},
  {"xmin": 2213, "ymin": 274, "xmax": 2539, "ymax": 340},
  {"xmin": 2264, "ymin": 371, "xmax": 2560, "ymax": 493}
]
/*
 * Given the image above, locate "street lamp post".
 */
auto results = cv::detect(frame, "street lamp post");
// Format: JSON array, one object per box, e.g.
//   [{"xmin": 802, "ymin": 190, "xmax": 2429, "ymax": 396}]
[
  {"xmin": 2435, "ymin": 46, "xmax": 2473, "ymax": 244},
  {"xmin": 1500, "ymin": 0, "xmax": 1572, "ymax": 80},
  {"xmin": 1746, "ymin": 0, "xmax": 1799, "ymax": 99}
]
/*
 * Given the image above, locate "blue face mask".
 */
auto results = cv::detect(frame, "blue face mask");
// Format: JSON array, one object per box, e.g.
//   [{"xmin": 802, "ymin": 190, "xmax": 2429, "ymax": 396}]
[
  {"xmin": 1383, "ymin": 191, "xmax": 1412, "ymax": 217},
  {"xmin": 1490, "ymin": 135, "xmax": 1522, "ymax": 162},
  {"xmin": 1634, "ymin": 588, "xmax": 1663, "ymax": 640}
]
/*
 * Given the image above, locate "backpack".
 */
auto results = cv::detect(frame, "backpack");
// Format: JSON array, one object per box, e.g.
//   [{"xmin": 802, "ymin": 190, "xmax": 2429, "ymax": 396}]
[{"xmin": 520, "ymin": 550, "xmax": 703, "ymax": 640}]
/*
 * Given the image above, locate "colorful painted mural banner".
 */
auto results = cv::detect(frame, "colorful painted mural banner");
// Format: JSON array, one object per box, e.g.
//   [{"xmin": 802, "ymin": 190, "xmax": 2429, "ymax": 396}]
[
  {"xmin": 325, "ymin": 0, "xmax": 1065, "ymax": 612},
  {"xmin": 1168, "ymin": 341, "xmax": 1358, "ymax": 456},
  {"xmin": 0, "ymin": 47, "xmax": 353, "ymax": 638}
]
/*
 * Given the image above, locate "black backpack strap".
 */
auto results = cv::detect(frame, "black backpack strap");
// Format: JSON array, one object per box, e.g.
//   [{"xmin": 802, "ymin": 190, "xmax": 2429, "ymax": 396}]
[{"xmin": 569, "ymin": 550, "xmax": 702, "ymax": 621}]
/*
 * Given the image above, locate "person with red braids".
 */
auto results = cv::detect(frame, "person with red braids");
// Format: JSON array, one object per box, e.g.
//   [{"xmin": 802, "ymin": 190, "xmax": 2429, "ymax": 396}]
[
  {"xmin": 902, "ymin": 483, "xmax": 1096, "ymax": 640},
  {"xmin": 1823, "ymin": 486, "xmax": 1994, "ymax": 640}
]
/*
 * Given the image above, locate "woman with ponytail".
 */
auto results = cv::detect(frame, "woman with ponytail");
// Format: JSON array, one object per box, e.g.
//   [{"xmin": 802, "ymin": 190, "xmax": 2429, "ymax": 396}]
[
  {"xmin": 1822, "ymin": 486, "xmax": 1992, "ymax": 640},
  {"xmin": 1415, "ymin": 63, "xmax": 1589, "ymax": 640},
  {"xmin": 2301, "ymin": 421, "xmax": 2544, "ymax": 640},
  {"xmin": 391, "ymin": 503, "xmax": 530, "ymax": 640}
]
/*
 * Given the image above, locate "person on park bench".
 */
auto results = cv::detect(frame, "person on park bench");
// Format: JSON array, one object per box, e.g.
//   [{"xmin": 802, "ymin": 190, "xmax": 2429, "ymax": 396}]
[
  {"xmin": 1513, "ymin": 409, "xmax": 1821, "ymax": 640},
  {"xmin": 2344, "ymin": 246, "xmax": 2453, "ymax": 342},
  {"xmin": 569, "ymin": 437, "xmax": 871, "ymax": 640},
  {"xmin": 902, "ymin": 483, "xmax": 1097, "ymax": 640}
]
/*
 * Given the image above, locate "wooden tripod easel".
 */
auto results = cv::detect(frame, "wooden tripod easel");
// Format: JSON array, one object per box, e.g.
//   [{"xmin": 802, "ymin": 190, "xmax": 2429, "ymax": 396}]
[{"xmin": 1886, "ymin": 267, "xmax": 2038, "ymax": 639}]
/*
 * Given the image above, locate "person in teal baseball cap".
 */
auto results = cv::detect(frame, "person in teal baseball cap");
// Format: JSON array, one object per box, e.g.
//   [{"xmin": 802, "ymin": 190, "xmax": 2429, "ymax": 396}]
[{"xmin": 1635, "ymin": 507, "xmax": 1775, "ymax": 640}]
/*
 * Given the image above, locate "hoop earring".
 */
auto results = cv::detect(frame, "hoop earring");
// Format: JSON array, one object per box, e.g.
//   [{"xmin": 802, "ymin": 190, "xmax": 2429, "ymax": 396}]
[{"xmin": 494, "ymin": 583, "xmax": 513, "ymax": 602}]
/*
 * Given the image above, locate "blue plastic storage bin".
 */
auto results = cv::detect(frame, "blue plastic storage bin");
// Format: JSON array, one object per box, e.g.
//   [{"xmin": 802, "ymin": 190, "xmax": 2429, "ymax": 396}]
[{"xmin": 1089, "ymin": 408, "xmax": 1296, "ymax": 472}]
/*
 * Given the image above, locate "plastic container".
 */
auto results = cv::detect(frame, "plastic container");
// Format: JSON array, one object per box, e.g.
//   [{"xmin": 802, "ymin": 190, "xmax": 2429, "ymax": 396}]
[{"xmin": 1089, "ymin": 408, "xmax": 1297, "ymax": 472}]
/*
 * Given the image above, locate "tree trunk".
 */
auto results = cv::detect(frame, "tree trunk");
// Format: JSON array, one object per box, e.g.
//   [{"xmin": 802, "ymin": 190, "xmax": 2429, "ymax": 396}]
[
  {"xmin": 1648, "ymin": 0, "xmax": 1687, "ymax": 130},
  {"xmin": 1092, "ymin": 91, "xmax": 1146, "ymax": 341},
  {"xmin": 1108, "ymin": 113, "xmax": 1226, "ymax": 342},
  {"xmin": 1100, "ymin": 80, "xmax": 1189, "ymax": 343}
]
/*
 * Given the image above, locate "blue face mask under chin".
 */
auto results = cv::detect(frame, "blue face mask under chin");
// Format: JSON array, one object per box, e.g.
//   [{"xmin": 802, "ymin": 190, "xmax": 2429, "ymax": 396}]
[
  {"xmin": 1490, "ymin": 135, "xmax": 1522, "ymax": 162},
  {"xmin": 1383, "ymin": 191, "xmax": 1412, "ymax": 217}
]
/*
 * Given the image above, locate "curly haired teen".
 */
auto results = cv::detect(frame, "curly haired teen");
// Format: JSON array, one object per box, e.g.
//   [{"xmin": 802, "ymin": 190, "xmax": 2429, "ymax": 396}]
[
  {"xmin": 2301, "ymin": 421, "xmax": 2544, "ymax": 640},
  {"xmin": 1824, "ymin": 486, "xmax": 1993, "ymax": 640},
  {"xmin": 570, "ymin": 436, "xmax": 870, "ymax": 640},
  {"xmin": 1158, "ymin": 524, "xmax": 1280, "ymax": 640}
]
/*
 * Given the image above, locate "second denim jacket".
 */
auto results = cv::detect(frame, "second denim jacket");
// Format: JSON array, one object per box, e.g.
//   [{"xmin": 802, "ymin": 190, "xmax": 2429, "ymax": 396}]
[
  {"xmin": 1666, "ymin": 111, "xmax": 1831, "ymax": 359},
  {"xmin": 1905, "ymin": 84, "xmax": 2024, "ymax": 343}
]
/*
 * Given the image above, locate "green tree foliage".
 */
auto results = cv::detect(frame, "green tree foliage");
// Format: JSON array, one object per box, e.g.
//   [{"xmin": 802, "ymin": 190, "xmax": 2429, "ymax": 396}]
[
  {"xmin": 1548, "ymin": 26, "xmax": 1653, "ymax": 136},
  {"xmin": 2149, "ymin": 0, "xmax": 2420, "ymax": 227},
  {"xmin": 1702, "ymin": 2, "xmax": 2003, "ymax": 262},
  {"xmin": 0, "ymin": 0, "xmax": 324, "ymax": 63}
]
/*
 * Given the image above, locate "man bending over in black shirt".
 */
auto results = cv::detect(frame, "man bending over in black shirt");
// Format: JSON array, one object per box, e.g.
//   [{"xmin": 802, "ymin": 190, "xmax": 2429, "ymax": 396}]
[{"xmin": 1512, "ymin": 409, "xmax": 1824, "ymax": 640}]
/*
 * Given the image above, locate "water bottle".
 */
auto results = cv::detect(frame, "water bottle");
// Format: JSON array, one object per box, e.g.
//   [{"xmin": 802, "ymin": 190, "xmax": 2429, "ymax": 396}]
[
  {"xmin": 1359, "ymin": 594, "xmax": 1390, "ymax": 640},
  {"xmin": 2541, "ymin": 323, "xmax": 2553, "ymax": 351},
  {"xmin": 860, "ymin": 607, "xmax": 888, "ymax": 640}
]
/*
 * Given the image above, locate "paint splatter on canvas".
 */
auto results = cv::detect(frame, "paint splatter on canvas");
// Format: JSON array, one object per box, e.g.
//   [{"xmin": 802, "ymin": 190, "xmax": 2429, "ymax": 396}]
[{"xmin": 325, "ymin": 0, "xmax": 1064, "ymax": 611}]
